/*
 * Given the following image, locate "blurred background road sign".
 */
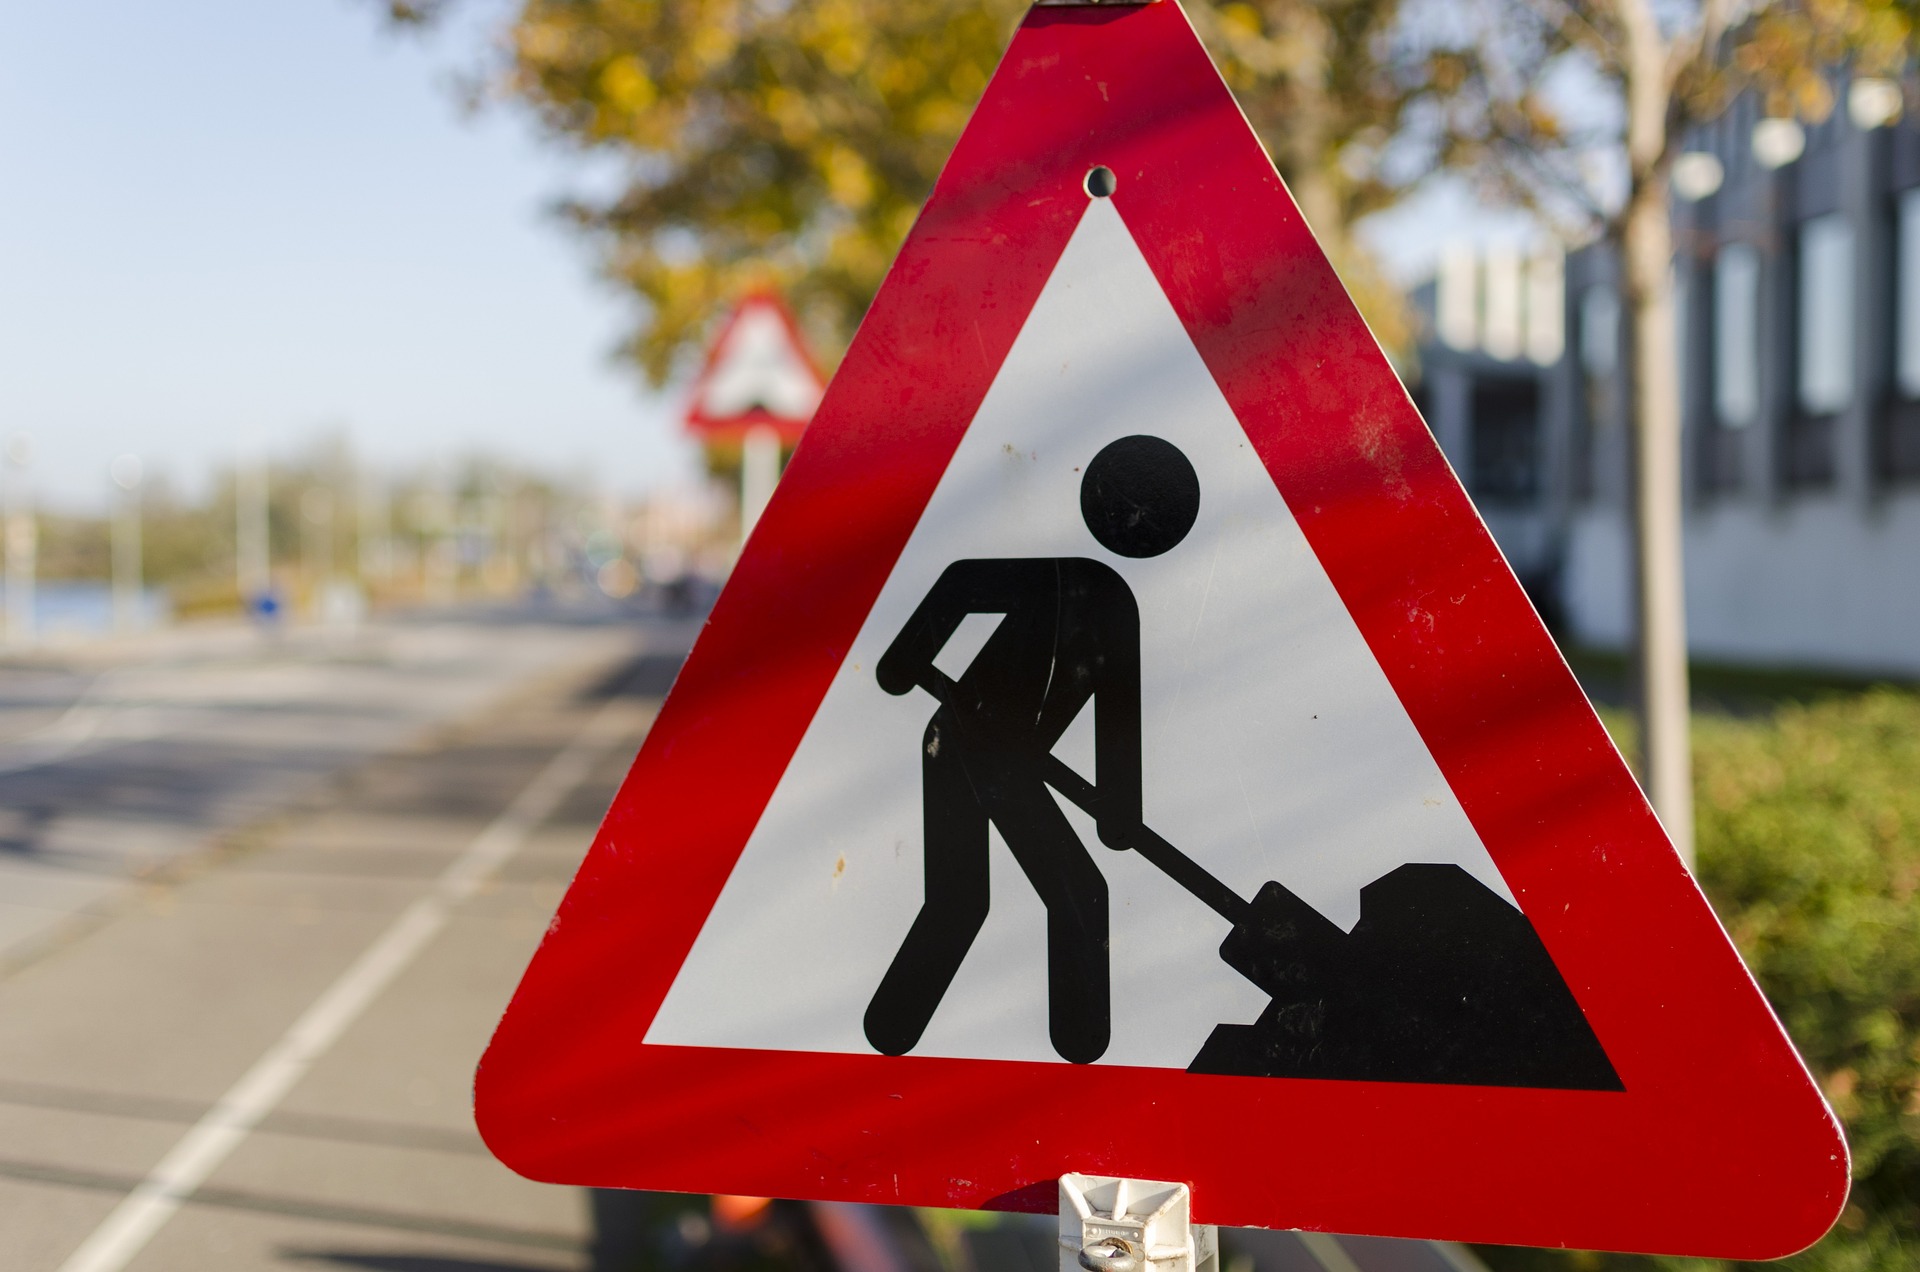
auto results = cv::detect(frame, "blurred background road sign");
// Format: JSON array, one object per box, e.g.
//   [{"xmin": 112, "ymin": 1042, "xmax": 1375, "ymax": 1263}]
[
  {"xmin": 682, "ymin": 295, "xmax": 826, "ymax": 542},
  {"xmin": 681, "ymin": 293, "xmax": 826, "ymax": 444}
]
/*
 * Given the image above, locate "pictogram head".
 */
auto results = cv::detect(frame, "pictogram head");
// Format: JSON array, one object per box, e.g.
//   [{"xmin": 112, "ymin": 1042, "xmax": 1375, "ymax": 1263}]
[{"xmin": 1080, "ymin": 434, "xmax": 1200, "ymax": 558}]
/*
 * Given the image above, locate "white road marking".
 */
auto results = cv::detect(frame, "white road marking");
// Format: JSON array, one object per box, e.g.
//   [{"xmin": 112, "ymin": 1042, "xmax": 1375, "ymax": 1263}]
[
  {"xmin": 1298, "ymin": 1232, "xmax": 1366, "ymax": 1272},
  {"xmin": 55, "ymin": 695, "xmax": 638, "ymax": 1272}
]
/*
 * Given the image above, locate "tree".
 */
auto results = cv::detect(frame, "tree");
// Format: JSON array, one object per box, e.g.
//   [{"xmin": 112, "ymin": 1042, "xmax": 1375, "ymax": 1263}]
[
  {"xmin": 1399, "ymin": 0, "xmax": 1912, "ymax": 864},
  {"xmin": 383, "ymin": 0, "xmax": 1418, "ymax": 384}
]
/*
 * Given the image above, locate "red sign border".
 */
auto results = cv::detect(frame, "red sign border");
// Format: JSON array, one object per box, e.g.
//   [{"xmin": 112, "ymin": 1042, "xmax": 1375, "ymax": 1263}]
[{"xmin": 479, "ymin": 2, "xmax": 1847, "ymax": 1257}]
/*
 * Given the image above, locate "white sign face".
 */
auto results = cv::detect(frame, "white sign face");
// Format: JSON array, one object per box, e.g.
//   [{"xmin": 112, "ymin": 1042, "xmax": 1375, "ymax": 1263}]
[
  {"xmin": 695, "ymin": 300, "xmax": 825, "ymax": 423},
  {"xmin": 648, "ymin": 199, "xmax": 1511, "ymax": 1069}
]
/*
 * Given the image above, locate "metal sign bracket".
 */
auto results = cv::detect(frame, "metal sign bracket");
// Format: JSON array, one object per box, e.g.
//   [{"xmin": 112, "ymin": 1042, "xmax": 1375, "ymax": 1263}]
[{"xmin": 1060, "ymin": 1174, "xmax": 1219, "ymax": 1272}]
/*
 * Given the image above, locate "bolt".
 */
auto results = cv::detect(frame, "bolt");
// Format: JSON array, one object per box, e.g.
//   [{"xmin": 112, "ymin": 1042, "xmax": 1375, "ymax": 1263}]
[{"xmin": 1079, "ymin": 1235, "xmax": 1143, "ymax": 1272}]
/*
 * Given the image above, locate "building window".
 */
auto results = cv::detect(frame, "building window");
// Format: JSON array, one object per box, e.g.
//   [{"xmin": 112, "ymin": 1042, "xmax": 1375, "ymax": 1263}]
[
  {"xmin": 1526, "ymin": 249, "xmax": 1566, "ymax": 365},
  {"xmin": 1783, "ymin": 214, "xmax": 1850, "ymax": 486},
  {"xmin": 1437, "ymin": 244, "xmax": 1477, "ymax": 351},
  {"xmin": 1897, "ymin": 190, "xmax": 1920, "ymax": 397},
  {"xmin": 1797, "ymin": 213, "xmax": 1855, "ymax": 415},
  {"xmin": 1482, "ymin": 246, "xmax": 1524, "ymax": 360},
  {"xmin": 1579, "ymin": 285, "xmax": 1619, "ymax": 381},
  {"xmin": 1574, "ymin": 285, "xmax": 1618, "ymax": 499},
  {"xmin": 1713, "ymin": 244, "xmax": 1761, "ymax": 428},
  {"xmin": 1674, "ymin": 273, "xmax": 1689, "ymax": 407},
  {"xmin": 1690, "ymin": 262, "xmax": 1737, "ymax": 494},
  {"xmin": 1470, "ymin": 380, "xmax": 1541, "ymax": 503},
  {"xmin": 1888, "ymin": 189, "xmax": 1920, "ymax": 478}
]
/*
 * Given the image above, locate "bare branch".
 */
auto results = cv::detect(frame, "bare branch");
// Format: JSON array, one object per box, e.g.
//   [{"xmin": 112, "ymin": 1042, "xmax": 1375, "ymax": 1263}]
[
  {"xmin": 1512, "ymin": 0, "xmax": 1622, "ymax": 70},
  {"xmin": 1665, "ymin": 0, "xmax": 1738, "ymax": 112},
  {"xmin": 1484, "ymin": 107, "xmax": 1613, "ymax": 222}
]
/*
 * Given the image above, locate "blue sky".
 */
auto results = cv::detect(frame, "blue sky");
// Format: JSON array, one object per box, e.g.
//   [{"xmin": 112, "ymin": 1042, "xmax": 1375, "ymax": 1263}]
[
  {"xmin": 0, "ymin": 0, "xmax": 700, "ymax": 511},
  {"xmin": 0, "ymin": 2, "xmax": 1522, "ymax": 514}
]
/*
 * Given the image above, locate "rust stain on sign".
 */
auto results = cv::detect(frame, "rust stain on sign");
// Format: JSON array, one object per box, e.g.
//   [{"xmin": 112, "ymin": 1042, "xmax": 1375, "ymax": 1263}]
[{"xmin": 1352, "ymin": 404, "xmax": 1413, "ymax": 503}]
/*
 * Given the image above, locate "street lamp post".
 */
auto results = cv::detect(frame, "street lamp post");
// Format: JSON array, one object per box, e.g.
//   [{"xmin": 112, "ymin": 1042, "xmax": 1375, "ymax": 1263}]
[
  {"xmin": 6, "ymin": 435, "xmax": 35, "ymax": 649},
  {"xmin": 111, "ymin": 453, "xmax": 145, "ymax": 635},
  {"xmin": 302, "ymin": 486, "xmax": 335, "ymax": 619},
  {"xmin": 237, "ymin": 449, "xmax": 271, "ymax": 609}
]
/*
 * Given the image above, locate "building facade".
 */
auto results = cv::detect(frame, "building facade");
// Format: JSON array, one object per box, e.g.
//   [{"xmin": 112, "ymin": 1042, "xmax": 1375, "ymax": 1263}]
[{"xmin": 1416, "ymin": 84, "xmax": 1920, "ymax": 678}]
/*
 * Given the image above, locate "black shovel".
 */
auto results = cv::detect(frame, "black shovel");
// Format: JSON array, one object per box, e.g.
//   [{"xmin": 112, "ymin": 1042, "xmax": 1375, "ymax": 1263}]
[{"xmin": 908, "ymin": 666, "xmax": 1622, "ymax": 1090}]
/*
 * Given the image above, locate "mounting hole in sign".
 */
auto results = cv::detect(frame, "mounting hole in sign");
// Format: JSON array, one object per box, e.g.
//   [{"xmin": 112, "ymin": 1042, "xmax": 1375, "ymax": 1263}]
[{"xmin": 1084, "ymin": 166, "xmax": 1118, "ymax": 198}]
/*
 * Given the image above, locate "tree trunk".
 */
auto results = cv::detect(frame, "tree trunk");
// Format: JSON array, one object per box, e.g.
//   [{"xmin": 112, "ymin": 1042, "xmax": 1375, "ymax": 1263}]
[
  {"xmin": 1620, "ymin": 182, "xmax": 1696, "ymax": 867},
  {"xmin": 1610, "ymin": 0, "xmax": 1695, "ymax": 867}
]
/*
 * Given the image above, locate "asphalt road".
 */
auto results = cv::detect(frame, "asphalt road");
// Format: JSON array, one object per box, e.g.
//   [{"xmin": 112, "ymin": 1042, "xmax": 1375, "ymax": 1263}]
[
  {"xmin": 0, "ymin": 609, "xmax": 651, "ymax": 971},
  {"xmin": 0, "ymin": 604, "xmax": 677, "ymax": 1270},
  {"xmin": 0, "ymin": 603, "xmax": 1495, "ymax": 1272}
]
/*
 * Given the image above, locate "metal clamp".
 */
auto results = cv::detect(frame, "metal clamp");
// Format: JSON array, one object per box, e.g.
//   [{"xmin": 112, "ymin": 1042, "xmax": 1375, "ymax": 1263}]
[{"xmin": 1060, "ymin": 1175, "xmax": 1218, "ymax": 1272}]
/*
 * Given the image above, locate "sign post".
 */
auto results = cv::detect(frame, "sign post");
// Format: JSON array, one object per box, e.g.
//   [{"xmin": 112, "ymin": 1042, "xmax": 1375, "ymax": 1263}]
[
  {"xmin": 738, "ymin": 424, "xmax": 783, "ymax": 539},
  {"xmin": 478, "ymin": 0, "xmax": 1846, "ymax": 1259}
]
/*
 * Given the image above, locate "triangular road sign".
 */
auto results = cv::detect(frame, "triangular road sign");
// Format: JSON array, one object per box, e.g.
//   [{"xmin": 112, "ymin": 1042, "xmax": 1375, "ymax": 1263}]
[
  {"xmin": 681, "ymin": 292, "xmax": 825, "ymax": 442},
  {"xmin": 478, "ymin": 1, "xmax": 1845, "ymax": 1257}
]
